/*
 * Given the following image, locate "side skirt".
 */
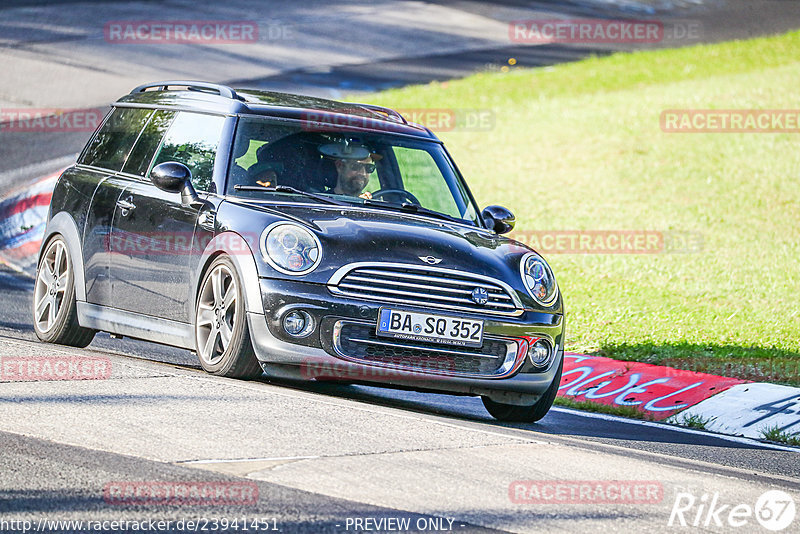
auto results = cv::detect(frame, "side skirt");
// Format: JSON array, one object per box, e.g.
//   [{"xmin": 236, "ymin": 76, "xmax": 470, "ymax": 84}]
[{"xmin": 77, "ymin": 302, "xmax": 195, "ymax": 350}]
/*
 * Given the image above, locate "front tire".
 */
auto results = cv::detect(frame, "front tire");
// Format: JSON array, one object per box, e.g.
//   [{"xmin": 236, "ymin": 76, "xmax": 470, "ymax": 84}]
[
  {"xmin": 32, "ymin": 235, "xmax": 96, "ymax": 347},
  {"xmin": 195, "ymin": 255, "xmax": 262, "ymax": 379},
  {"xmin": 482, "ymin": 357, "xmax": 563, "ymax": 423}
]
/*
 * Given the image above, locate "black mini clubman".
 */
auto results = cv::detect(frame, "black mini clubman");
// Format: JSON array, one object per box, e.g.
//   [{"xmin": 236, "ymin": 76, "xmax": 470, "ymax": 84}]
[{"xmin": 34, "ymin": 81, "xmax": 564, "ymax": 422}]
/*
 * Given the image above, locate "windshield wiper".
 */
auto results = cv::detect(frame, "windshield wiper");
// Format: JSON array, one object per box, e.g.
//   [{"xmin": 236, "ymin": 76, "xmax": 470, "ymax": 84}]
[
  {"xmin": 361, "ymin": 198, "xmax": 464, "ymax": 224},
  {"xmin": 233, "ymin": 184, "xmax": 347, "ymax": 206},
  {"xmin": 233, "ymin": 185, "xmax": 468, "ymax": 223}
]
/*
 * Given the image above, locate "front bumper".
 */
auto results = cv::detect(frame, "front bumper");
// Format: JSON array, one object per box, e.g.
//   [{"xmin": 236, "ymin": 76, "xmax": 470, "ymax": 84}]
[{"xmin": 247, "ymin": 278, "xmax": 564, "ymax": 401}]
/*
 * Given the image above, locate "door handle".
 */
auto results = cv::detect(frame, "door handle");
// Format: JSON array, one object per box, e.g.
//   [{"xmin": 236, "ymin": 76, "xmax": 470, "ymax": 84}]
[
  {"xmin": 198, "ymin": 210, "xmax": 216, "ymax": 232},
  {"xmin": 116, "ymin": 197, "xmax": 136, "ymax": 216}
]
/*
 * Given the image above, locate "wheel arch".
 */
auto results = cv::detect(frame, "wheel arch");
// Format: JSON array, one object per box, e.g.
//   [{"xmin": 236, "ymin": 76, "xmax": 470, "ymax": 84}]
[{"xmin": 193, "ymin": 231, "xmax": 263, "ymax": 321}]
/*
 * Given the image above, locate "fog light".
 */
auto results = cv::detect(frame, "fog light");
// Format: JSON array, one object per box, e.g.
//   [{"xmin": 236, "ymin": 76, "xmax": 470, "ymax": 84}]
[
  {"xmin": 283, "ymin": 310, "xmax": 314, "ymax": 337},
  {"xmin": 528, "ymin": 339, "xmax": 551, "ymax": 367}
]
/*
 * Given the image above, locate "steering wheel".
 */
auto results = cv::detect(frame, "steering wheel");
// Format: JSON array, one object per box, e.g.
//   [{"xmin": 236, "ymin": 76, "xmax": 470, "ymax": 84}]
[{"xmin": 370, "ymin": 189, "xmax": 421, "ymax": 205}]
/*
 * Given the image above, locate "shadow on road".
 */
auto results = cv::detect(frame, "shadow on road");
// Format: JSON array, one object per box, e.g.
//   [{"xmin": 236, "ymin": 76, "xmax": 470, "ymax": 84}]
[{"xmin": 254, "ymin": 375, "xmax": 783, "ymax": 452}]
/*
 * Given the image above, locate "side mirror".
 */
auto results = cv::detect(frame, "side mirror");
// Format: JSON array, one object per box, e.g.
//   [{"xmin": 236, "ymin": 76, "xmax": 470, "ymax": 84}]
[
  {"xmin": 482, "ymin": 205, "xmax": 515, "ymax": 234},
  {"xmin": 151, "ymin": 162, "xmax": 203, "ymax": 207}
]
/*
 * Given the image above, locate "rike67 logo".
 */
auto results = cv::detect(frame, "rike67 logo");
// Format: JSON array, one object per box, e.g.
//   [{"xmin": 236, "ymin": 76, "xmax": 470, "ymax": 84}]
[{"xmin": 669, "ymin": 489, "xmax": 796, "ymax": 531}]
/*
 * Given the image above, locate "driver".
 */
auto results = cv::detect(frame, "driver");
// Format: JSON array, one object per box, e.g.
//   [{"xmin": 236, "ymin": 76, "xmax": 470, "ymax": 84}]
[
  {"xmin": 333, "ymin": 155, "xmax": 375, "ymax": 199},
  {"xmin": 318, "ymin": 140, "xmax": 377, "ymax": 199}
]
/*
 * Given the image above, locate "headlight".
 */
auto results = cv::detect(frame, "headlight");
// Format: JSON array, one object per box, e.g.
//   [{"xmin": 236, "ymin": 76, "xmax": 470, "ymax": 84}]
[
  {"xmin": 260, "ymin": 222, "xmax": 322, "ymax": 275},
  {"xmin": 520, "ymin": 252, "xmax": 558, "ymax": 306}
]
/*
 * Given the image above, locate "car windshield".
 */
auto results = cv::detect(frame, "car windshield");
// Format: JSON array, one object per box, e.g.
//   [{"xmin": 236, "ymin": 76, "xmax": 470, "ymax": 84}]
[{"xmin": 226, "ymin": 117, "xmax": 480, "ymax": 225}]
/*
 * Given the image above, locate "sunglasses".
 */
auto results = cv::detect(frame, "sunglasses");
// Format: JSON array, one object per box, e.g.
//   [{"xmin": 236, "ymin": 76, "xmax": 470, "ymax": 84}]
[{"xmin": 343, "ymin": 161, "xmax": 376, "ymax": 174}]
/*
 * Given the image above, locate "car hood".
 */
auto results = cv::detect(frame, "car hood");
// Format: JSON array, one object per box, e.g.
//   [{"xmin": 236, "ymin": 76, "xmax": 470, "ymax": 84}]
[{"xmin": 220, "ymin": 200, "xmax": 555, "ymax": 311}]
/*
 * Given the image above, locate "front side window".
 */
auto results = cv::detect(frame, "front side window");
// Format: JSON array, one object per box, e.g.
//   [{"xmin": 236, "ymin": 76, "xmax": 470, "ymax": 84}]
[
  {"xmin": 79, "ymin": 107, "xmax": 153, "ymax": 171},
  {"xmin": 151, "ymin": 112, "xmax": 226, "ymax": 192},
  {"xmin": 227, "ymin": 118, "xmax": 480, "ymax": 225},
  {"xmin": 393, "ymin": 147, "xmax": 462, "ymax": 218}
]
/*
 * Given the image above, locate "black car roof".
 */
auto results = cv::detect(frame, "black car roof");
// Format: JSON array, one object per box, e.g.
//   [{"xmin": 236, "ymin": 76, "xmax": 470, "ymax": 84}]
[{"xmin": 114, "ymin": 81, "xmax": 437, "ymax": 140}]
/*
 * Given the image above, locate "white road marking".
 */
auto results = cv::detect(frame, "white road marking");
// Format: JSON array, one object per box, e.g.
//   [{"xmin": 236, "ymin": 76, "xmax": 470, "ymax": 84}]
[
  {"xmin": 551, "ymin": 406, "xmax": 800, "ymax": 452},
  {"xmin": 671, "ymin": 383, "xmax": 800, "ymax": 440},
  {"xmin": 181, "ymin": 455, "xmax": 320, "ymax": 464}
]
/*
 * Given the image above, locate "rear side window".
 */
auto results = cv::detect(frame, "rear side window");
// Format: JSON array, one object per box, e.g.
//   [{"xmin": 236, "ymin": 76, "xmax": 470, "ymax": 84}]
[
  {"xmin": 79, "ymin": 107, "xmax": 153, "ymax": 171},
  {"xmin": 151, "ymin": 112, "xmax": 226, "ymax": 192},
  {"xmin": 122, "ymin": 110, "xmax": 177, "ymax": 177}
]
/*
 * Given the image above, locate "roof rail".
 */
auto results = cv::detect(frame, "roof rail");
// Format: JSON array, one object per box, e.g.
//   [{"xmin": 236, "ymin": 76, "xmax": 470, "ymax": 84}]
[
  {"xmin": 346, "ymin": 102, "xmax": 407, "ymax": 124},
  {"xmin": 130, "ymin": 81, "xmax": 242, "ymax": 101}
]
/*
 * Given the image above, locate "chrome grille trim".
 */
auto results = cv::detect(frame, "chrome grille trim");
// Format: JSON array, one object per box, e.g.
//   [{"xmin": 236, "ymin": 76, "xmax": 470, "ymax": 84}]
[
  {"xmin": 348, "ymin": 338, "xmax": 502, "ymax": 359},
  {"xmin": 337, "ymin": 282, "xmax": 517, "ymax": 308},
  {"xmin": 332, "ymin": 320, "xmax": 522, "ymax": 379},
  {"xmin": 327, "ymin": 262, "xmax": 524, "ymax": 317},
  {"xmin": 345, "ymin": 274, "xmax": 511, "ymax": 299},
  {"xmin": 357, "ymin": 268, "xmax": 501, "ymax": 288}
]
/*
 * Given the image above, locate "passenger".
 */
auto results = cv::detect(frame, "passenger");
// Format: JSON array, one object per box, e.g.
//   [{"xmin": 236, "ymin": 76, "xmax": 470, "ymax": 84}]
[{"xmin": 247, "ymin": 161, "xmax": 279, "ymax": 188}]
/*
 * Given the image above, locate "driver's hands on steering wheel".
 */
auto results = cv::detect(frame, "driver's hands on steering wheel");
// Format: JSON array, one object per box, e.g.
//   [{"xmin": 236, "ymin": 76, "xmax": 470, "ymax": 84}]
[
  {"xmin": 370, "ymin": 188, "xmax": 421, "ymax": 205},
  {"xmin": 358, "ymin": 191, "xmax": 373, "ymax": 199}
]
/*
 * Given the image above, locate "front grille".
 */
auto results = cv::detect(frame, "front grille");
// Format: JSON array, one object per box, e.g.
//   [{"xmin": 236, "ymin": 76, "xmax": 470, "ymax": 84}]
[
  {"xmin": 333, "ymin": 321, "xmax": 518, "ymax": 377},
  {"xmin": 328, "ymin": 263, "xmax": 522, "ymax": 316}
]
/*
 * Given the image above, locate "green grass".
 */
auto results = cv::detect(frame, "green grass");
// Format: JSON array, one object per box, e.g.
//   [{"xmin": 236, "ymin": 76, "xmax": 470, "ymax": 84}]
[
  {"xmin": 357, "ymin": 30, "xmax": 800, "ymax": 378},
  {"xmin": 672, "ymin": 413, "xmax": 715, "ymax": 430},
  {"xmin": 760, "ymin": 425, "xmax": 800, "ymax": 447}
]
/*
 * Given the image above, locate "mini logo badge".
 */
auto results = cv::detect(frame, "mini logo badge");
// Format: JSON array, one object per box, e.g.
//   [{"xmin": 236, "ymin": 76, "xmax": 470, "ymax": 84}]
[
  {"xmin": 418, "ymin": 255, "xmax": 442, "ymax": 265},
  {"xmin": 471, "ymin": 287, "xmax": 489, "ymax": 305}
]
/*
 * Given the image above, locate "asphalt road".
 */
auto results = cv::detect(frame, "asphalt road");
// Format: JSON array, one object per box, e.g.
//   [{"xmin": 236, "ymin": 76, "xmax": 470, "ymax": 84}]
[
  {"xmin": 1, "ymin": 265, "xmax": 799, "ymax": 533},
  {"xmin": 3, "ymin": 430, "xmax": 496, "ymax": 534},
  {"xmin": 2, "ymin": 265, "xmax": 799, "ymax": 478}
]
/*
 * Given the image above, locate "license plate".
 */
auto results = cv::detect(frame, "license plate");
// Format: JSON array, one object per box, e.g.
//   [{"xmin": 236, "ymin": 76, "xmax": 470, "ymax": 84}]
[{"xmin": 377, "ymin": 308, "xmax": 484, "ymax": 348}]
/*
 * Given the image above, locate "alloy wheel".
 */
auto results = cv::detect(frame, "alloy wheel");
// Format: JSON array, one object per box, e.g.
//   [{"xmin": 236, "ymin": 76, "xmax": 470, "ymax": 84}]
[
  {"xmin": 34, "ymin": 239, "xmax": 69, "ymax": 333},
  {"xmin": 196, "ymin": 263, "xmax": 238, "ymax": 365}
]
